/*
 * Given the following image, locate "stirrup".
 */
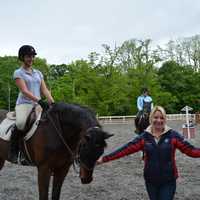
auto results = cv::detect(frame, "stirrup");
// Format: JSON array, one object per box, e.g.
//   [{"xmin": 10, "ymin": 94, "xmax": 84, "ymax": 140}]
[{"xmin": 18, "ymin": 151, "xmax": 27, "ymax": 165}]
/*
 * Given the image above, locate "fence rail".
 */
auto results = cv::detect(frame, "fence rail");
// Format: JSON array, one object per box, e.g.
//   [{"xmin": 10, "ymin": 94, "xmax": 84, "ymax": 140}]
[{"xmin": 98, "ymin": 114, "xmax": 196, "ymax": 124}]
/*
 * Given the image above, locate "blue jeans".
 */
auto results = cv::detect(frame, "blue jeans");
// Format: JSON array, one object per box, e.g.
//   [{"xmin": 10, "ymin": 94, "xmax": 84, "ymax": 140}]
[{"xmin": 145, "ymin": 180, "xmax": 176, "ymax": 200}]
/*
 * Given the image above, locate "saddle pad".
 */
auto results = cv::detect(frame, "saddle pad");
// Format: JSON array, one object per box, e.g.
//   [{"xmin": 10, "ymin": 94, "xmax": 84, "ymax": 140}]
[
  {"xmin": 0, "ymin": 112, "xmax": 42, "ymax": 141},
  {"xmin": 6, "ymin": 111, "xmax": 16, "ymax": 120},
  {"xmin": 0, "ymin": 118, "xmax": 15, "ymax": 141}
]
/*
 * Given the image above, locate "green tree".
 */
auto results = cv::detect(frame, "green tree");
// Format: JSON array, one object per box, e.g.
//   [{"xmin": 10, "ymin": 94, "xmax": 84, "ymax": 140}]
[{"xmin": 158, "ymin": 61, "xmax": 200, "ymax": 112}]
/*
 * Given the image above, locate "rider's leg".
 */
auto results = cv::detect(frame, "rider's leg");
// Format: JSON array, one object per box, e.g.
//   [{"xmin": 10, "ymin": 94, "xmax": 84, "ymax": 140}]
[
  {"xmin": 9, "ymin": 125, "xmax": 22, "ymax": 163},
  {"xmin": 15, "ymin": 104, "xmax": 34, "ymax": 130},
  {"xmin": 9, "ymin": 104, "xmax": 33, "ymax": 163}
]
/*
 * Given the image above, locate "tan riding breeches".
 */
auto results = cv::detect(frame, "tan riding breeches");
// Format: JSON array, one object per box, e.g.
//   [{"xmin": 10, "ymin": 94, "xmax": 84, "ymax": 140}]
[{"xmin": 15, "ymin": 104, "xmax": 34, "ymax": 130}]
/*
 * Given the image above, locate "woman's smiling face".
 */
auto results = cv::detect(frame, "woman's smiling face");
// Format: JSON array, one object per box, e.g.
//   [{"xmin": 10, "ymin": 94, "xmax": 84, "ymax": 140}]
[
  {"xmin": 152, "ymin": 110, "xmax": 166, "ymax": 130},
  {"xmin": 23, "ymin": 55, "xmax": 34, "ymax": 67}
]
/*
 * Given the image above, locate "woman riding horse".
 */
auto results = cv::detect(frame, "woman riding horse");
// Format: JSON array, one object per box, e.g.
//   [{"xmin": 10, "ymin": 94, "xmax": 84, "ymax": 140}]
[
  {"xmin": 135, "ymin": 88, "xmax": 153, "ymax": 134},
  {"xmin": 0, "ymin": 45, "xmax": 113, "ymax": 200}
]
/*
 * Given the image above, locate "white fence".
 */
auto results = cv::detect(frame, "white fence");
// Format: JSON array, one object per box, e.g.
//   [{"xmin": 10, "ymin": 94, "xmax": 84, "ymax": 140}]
[{"xmin": 98, "ymin": 114, "xmax": 196, "ymax": 124}]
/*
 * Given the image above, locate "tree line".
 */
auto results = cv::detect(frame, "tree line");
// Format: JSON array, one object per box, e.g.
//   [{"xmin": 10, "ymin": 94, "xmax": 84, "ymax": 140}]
[{"xmin": 1, "ymin": 35, "xmax": 200, "ymax": 115}]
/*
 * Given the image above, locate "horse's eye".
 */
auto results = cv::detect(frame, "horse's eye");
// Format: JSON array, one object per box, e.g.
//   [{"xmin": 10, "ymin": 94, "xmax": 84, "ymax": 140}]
[{"xmin": 84, "ymin": 134, "xmax": 91, "ymax": 142}]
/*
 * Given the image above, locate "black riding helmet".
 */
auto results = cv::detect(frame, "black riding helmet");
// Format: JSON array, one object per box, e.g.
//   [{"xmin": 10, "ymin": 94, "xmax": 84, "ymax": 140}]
[
  {"xmin": 18, "ymin": 45, "xmax": 37, "ymax": 61},
  {"xmin": 142, "ymin": 87, "xmax": 149, "ymax": 94}
]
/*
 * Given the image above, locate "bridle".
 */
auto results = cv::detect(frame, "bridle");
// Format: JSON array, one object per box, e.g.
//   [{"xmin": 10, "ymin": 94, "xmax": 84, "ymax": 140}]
[
  {"xmin": 75, "ymin": 126, "xmax": 101, "ymax": 171},
  {"xmin": 46, "ymin": 111, "xmax": 100, "ymax": 171}
]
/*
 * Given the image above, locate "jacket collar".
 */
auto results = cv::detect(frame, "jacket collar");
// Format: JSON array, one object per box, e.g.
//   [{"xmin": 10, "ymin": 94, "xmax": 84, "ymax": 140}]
[{"xmin": 145, "ymin": 125, "xmax": 172, "ymax": 138}]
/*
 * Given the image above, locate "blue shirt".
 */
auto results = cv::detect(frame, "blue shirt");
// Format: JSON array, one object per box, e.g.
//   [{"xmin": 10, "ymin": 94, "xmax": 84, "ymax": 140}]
[
  {"xmin": 13, "ymin": 67, "xmax": 43, "ymax": 105},
  {"xmin": 137, "ymin": 95, "xmax": 153, "ymax": 111}
]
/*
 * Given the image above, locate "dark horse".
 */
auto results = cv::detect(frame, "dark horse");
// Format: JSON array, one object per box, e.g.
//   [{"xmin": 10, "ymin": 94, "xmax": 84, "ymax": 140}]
[
  {"xmin": 0, "ymin": 102, "xmax": 112, "ymax": 200},
  {"xmin": 134, "ymin": 109, "xmax": 150, "ymax": 134}
]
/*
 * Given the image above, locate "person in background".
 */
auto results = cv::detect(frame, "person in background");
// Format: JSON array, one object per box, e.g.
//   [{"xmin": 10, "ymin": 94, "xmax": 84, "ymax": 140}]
[
  {"xmin": 97, "ymin": 106, "xmax": 200, "ymax": 200},
  {"xmin": 135, "ymin": 88, "xmax": 153, "ymax": 135},
  {"xmin": 137, "ymin": 88, "xmax": 153, "ymax": 114}
]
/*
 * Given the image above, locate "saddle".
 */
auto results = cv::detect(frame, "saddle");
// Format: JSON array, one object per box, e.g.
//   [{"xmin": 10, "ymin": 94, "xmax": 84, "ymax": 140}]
[
  {"xmin": 0, "ymin": 105, "xmax": 42, "ymax": 165},
  {"xmin": 6, "ymin": 105, "xmax": 41, "ymax": 132}
]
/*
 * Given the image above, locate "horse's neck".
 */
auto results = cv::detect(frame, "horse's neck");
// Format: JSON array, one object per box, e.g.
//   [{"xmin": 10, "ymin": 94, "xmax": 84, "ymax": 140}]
[{"xmin": 142, "ymin": 109, "xmax": 148, "ymax": 114}]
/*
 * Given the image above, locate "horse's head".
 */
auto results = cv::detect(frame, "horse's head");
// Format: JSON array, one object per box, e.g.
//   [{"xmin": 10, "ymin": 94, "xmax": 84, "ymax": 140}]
[
  {"xmin": 135, "ymin": 110, "xmax": 150, "ymax": 134},
  {"xmin": 79, "ymin": 127, "xmax": 113, "ymax": 184},
  {"xmin": 48, "ymin": 103, "xmax": 113, "ymax": 183}
]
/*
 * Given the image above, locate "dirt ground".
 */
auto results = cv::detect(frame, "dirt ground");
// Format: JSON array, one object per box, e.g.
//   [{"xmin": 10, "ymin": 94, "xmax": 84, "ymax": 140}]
[{"xmin": 0, "ymin": 121, "xmax": 200, "ymax": 200}]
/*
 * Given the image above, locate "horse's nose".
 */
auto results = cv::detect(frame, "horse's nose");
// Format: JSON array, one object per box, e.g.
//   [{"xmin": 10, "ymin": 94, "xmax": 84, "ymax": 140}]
[{"xmin": 81, "ymin": 176, "xmax": 93, "ymax": 184}]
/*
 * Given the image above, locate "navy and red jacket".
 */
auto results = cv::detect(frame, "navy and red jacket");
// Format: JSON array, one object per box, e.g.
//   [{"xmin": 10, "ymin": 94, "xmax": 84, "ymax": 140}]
[{"xmin": 102, "ymin": 129, "xmax": 200, "ymax": 184}]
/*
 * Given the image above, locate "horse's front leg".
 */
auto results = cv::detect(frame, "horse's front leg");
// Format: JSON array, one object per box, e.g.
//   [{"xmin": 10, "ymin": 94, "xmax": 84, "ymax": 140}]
[
  {"xmin": 52, "ymin": 166, "xmax": 71, "ymax": 200},
  {"xmin": 0, "ymin": 139, "xmax": 9, "ymax": 169},
  {"xmin": 37, "ymin": 165, "xmax": 51, "ymax": 200},
  {"xmin": 0, "ymin": 158, "xmax": 5, "ymax": 170}
]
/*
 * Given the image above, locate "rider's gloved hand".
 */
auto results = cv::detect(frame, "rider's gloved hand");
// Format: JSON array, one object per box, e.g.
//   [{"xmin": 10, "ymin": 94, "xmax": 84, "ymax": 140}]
[{"xmin": 38, "ymin": 99, "xmax": 49, "ymax": 110}]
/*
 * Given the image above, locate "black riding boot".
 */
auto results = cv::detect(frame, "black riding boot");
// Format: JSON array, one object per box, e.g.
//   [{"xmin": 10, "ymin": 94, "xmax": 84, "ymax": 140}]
[{"xmin": 8, "ymin": 126, "xmax": 20, "ymax": 163}]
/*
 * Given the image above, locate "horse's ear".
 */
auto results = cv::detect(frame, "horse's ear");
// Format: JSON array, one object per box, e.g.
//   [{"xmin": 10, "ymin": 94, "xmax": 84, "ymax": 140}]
[{"xmin": 104, "ymin": 132, "xmax": 114, "ymax": 139}]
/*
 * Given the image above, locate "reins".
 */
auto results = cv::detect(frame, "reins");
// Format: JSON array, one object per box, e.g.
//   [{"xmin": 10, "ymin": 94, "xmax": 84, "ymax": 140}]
[
  {"xmin": 45, "ymin": 110, "xmax": 100, "ymax": 172},
  {"xmin": 46, "ymin": 112, "xmax": 75, "ymax": 158}
]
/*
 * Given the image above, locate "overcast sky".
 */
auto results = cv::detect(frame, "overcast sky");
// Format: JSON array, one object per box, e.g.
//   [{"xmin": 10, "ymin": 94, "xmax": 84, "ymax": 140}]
[{"xmin": 1, "ymin": 0, "xmax": 200, "ymax": 64}]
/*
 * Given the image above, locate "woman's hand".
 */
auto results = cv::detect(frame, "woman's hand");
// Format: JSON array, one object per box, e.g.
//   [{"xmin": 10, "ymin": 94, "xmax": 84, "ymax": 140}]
[
  {"xmin": 96, "ymin": 157, "xmax": 103, "ymax": 165},
  {"xmin": 38, "ymin": 99, "xmax": 49, "ymax": 110},
  {"xmin": 47, "ymin": 97, "xmax": 54, "ymax": 105}
]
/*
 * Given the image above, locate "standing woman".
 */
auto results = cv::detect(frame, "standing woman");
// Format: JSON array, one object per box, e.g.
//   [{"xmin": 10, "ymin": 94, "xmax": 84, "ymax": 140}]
[
  {"xmin": 10, "ymin": 45, "xmax": 54, "ymax": 162},
  {"xmin": 97, "ymin": 106, "xmax": 200, "ymax": 200}
]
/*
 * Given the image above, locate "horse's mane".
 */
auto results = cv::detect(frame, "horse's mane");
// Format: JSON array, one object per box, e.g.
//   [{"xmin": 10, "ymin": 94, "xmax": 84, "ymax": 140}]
[{"xmin": 49, "ymin": 102, "xmax": 100, "ymax": 128}]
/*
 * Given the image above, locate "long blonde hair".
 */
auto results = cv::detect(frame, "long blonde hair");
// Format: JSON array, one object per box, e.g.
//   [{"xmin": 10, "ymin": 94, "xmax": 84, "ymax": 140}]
[{"xmin": 149, "ymin": 106, "xmax": 166, "ymax": 124}]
